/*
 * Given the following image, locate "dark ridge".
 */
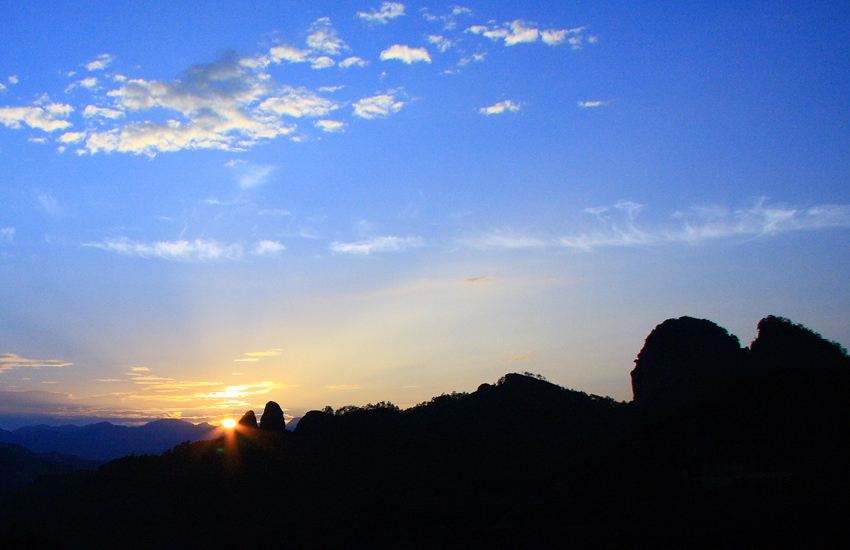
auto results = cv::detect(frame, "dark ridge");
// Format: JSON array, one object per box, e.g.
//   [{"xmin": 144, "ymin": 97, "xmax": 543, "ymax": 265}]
[{"xmin": 0, "ymin": 315, "xmax": 848, "ymax": 548}]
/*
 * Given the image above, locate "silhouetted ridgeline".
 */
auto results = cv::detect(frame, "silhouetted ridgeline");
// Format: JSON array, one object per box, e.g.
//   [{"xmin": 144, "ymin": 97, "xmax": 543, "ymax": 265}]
[{"xmin": 1, "ymin": 315, "xmax": 848, "ymax": 548}]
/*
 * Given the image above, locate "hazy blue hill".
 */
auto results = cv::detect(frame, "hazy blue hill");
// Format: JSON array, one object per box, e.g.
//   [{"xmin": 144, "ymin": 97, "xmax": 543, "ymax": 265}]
[
  {"xmin": 11, "ymin": 425, "xmax": 83, "ymax": 436},
  {"xmin": 0, "ymin": 420, "xmax": 221, "ymax": 461}
]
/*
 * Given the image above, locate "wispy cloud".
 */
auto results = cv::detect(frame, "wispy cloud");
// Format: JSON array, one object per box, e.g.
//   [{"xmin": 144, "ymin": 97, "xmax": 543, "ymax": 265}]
[
  {"xmin": 466, "ymin": 20, "xmax": 591, "ymax": 48},
  {"xmin": 352, "ymin": 91, "xmax": 405, "ymax": 119},
  {"xmin": 380, "ymin": 45, "xmax": 432, "ymax": 64},
  {"xmin": 1, "ymin": 227, "xmax": 15, "ymax": 244},
  {"xmin": 428, "ymin": 35, "xmax": 454, "ymax": 53},
  {"xmin": 330, "ymin": 235, "xmax": 424, "ymax": 255},
  {"xmin": 502, "ymin": 351, "xmax": 534, "ymax": 362},
  {"xmin": 315, "ymin": 119, "xmax": 345, "ymax": 133},
  {"xmin": 86, "ymin": 237, "xmax": 244, "ymax": 261},
  {"xmin": 462, "ymin": 199, "xmax": 850, "ymax": 252},
  {"xmin": 245, "ymin": 349, "xmax": 282, "ymax": 357},
  {"xmin": 578, "ymin": 100, "xmax": 609, "ymax": 108},
  {"xmin": 130, "ymin": 366, "xmax": 150, "ymax": 372},
  {"xmin": 459, "ymin": 230, "xmax": 549, "ymax": 249},
  {"xmin": 459, "ymin": 276, "xmax": 498, "ymax": 285},
  {"xmin": 258, "ymin": 87, "xmax": 339, "ymax": 118},
  {"xmin": 358, "ymin": 2, "xmax": 406, "ymax": 25},
  {"xmin": 83, "ymin": 105, "xmax": 124, "ymax": 119},
  {"xmin": 86, "ymin": 54, "xmax": 115, "ymax": 71},
  {"xmin": 339, "ymin": 57, "xmax": 368, "ymax": 69},
  {"xmin": 0, "ymin": 353, "xmax": 72, "ymax": 371},
  {"xmin": 327, "ymin": 384, "xmax": 361, "ymax": 390},
  {"xmin": 306, "ymin": 18, "xmax": 349, "ymax": 56},
  {"xmin": 37, "ymin": 191, "xmax": 60, "ymax": 215},
  {"xmin": 266, "ymin": 44, "xmax": 311, "ymax": 64},
  {"xmin": 422, "ymin": 5, "xmax": 473, "ymax": 30},
  {"xmin": 230, "ymin": 163, "xmax": 276, "ymax": 188},
  {"xmin": 479, "ymin": 99, "xmax": 521, "ymax": 115},
  {"xmin": 253, "ymin": 240, "xmax": 286, "ymax": 256}
]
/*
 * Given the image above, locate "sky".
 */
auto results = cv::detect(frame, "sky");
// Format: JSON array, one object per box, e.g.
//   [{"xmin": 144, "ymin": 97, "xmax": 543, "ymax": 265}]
[{"xmin": 1, "ymin": 1, "xmax": 849, "ymax": 429}]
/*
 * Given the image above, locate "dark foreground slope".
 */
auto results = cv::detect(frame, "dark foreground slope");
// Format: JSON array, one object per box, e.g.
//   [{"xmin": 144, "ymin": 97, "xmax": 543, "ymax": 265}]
[
  {"xmin": 1, "ymin": 316, "xmax": 849, "ymax": 548},
  {"xmin": 0, "ymin": 443, "xmax": 101, "ymax": 491}
]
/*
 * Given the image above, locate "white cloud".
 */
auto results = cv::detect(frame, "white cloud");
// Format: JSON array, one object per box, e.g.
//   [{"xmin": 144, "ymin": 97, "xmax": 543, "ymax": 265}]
[
  {"xmin": 315, "ymin": 119, "xmax": 345, "ymax": 132},
  {"xmin": 307, "ymin": 18, "xmax": 348, "ymax": 56},
  {"xmin": 0, "ymin": 353, "xmax": 73, "ymax": 371},
  {"xmin": 358, "ymin": 2, "xmax": 406, "ymax": 24},
  {"xmin": 1, "ymin": 227, "xmax": 14, "ymax": 244},
  {"xmin": 467, "ymin": 21, "xmax": 588, "ymax": 48},
  {"xmin": 330, "ymin": 236, "xmax": 424, "ymax": 255},
  {"xmin": 78, "ymin": 77, "xmax": 98, "ymax": 88},
  {"xmin": 83, "ymin": 105, "xmax": 125, "ymax": 119},
  {"xmin": 541, "ymin": 27, "xmax": 586, "ymax": 46},
  {"xmin": 503, "ymin": 20, "xmax": 539, "ymax": 45},
  {"xmin": 479, "ymin": 100, "xmax": 520, "ymax": 115},
  {"xmin": 58, "ymin": 131, "xmax": 86, "ymax": 144},
  {"xmin": 0, "ymin": 103, "xmax": 73, "ymax": 132},
  {"xmin": 268, "ymin": 45, "xmax": 311, "ymax": 64},
  {"xmin": 80, "ymin": 55, "xmax": 297, "ymax": 155},
  {"xmin": 311, "ymin": 56, "xmax": 335, "ymax": 69},
  {"xmin": 253, "ymin": 240, "xmax": 286, "ymax": 256},
  {"xmin": 87, "ymin": 237, "xmax": 244, "ymax": 261},
  {"xmin": 86, "ymin": 54, "xmax": 115, "ymax": 71},
  {"xmin": 8, "ymin": 75, "xmax": 19, "ymax": 85},
  {"xmin": 258, "ymin": 87, "xmax": 338, "ymax": 118},
  {"xmin": 467, "ymin": 21, "xmax": 537, "ymax": 45},
  {"xmin": 578, "ymin": 101, "xmax": 609, "ymax": 108},
  {"xmin": 428, "ymin": 35, "xmax": 453, "ymax": 53},
  {"xmin": 339, "ymin": 57, "xmax": 368, "ymax": 69},
  {"xmin": 352, "ymin": 92, "xmax": 405, "ymax": 119},
  {"xmin": 380, "ymin": 45, "xmax": 432, "ymax": 64}
]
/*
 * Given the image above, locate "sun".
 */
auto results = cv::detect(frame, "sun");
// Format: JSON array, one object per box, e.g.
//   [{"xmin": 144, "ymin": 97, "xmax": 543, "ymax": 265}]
[{"xmin": 221, "ymin": 418, "xmax": 237, "ymax": 429}]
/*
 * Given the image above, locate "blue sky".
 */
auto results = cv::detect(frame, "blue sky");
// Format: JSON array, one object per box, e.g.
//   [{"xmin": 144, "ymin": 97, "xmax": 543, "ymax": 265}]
[{"xmin": 1, "ymin": 1, "xmax": 848, "ymax": 428}]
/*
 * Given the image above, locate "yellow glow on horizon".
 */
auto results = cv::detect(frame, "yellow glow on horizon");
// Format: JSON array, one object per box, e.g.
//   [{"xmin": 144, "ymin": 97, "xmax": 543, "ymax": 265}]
[{"xmin": 221, "ymin": 418, "xmax": 236, "ymax": 429}]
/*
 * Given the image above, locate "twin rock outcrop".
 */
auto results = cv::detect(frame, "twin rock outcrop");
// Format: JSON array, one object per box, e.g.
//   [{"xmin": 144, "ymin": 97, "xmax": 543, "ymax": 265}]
[{"xmin": 237, "ymin": 401, "xmax": 287, "ymax": 431}]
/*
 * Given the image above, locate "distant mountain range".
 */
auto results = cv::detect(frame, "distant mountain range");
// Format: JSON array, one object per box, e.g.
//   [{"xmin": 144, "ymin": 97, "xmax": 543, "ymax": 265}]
[{"xmin": 0, "ymin": 419, "xmax": 222, "ymax": 462}]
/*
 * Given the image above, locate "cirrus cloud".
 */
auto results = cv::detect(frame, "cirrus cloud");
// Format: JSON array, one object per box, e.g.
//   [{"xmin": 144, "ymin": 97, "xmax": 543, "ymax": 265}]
[
  {"xmin": 358, "ymin": 3, "xmax": 406, "ymax": 25},
  {"xmin": 329, "ymin": 235, "xmax": 424, "ymax": 255}
]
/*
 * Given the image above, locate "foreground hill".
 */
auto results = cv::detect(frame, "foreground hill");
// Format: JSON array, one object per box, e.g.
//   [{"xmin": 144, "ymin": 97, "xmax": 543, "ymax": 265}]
[
  {"xmin": 1, "ymin": 315, "xmax": 848, "ymax": 547},
  {"xmin": 0, "ymin": 443, "xmax": 101, "ymax": 491}
]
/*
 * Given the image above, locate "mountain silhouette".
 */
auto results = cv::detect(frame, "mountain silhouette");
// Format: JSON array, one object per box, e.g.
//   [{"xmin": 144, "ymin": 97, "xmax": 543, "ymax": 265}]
[{"xmin": 0, "ymin": 315, "xmax": 848, "ymax": 547}]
